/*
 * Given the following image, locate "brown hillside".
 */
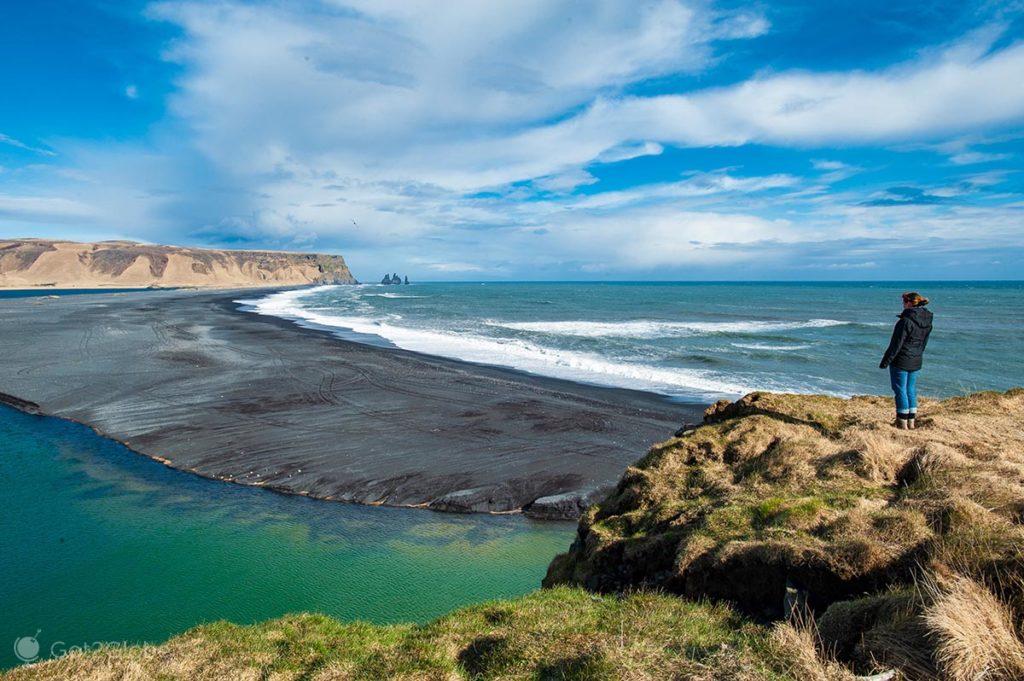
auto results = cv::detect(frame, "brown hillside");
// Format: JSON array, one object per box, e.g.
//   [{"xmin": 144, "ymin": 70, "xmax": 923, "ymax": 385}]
[{"xmin": 0, "ymin": 239, "xmax": 356, "ymax": 288}]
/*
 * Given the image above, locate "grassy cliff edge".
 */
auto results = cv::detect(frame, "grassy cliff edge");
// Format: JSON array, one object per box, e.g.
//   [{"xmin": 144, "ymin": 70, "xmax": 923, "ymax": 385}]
[
  {"xmin": 3, "ymin": 588, "xmax": 818, "ymax": 680},
  {"xmin": 545, "ymin": 388, "xmax": 1024, "ymax": 679},
  {"xmin": 7, "ymin": 389, "xmax": 1023, "ymax": 680}
]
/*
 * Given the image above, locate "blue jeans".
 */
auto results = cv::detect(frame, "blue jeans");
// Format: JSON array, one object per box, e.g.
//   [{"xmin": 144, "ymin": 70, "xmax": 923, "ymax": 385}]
[{"xmin": 889, "ymin": 366, "xmax": 919, "ymax": 416}]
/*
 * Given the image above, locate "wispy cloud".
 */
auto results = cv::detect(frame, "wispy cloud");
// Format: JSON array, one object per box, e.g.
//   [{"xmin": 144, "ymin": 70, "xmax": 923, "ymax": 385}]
[
  {"xmin": 861, "ymin": 186, "xmax": 948, "ymax": 207},
  {"xmin": 426, "ymin": 262, "xmax": 484, "ymax": 272},
  {"xmin": 501, "ymin": 31, "xmax": 1024, "ymax": 170},
  {"xmin": 532, "ymin": 169, "xmax": 599, "ymax": 193},
  {"xmin": 0, "ymin": 133, "xmax": 56, "ymax": 157},
  {"xmin": 948, "ymin": 150, "xmax": 1012, "ymax": 165},
  {"xmin": 0, "ymin": 194, "xmax": 97, "ymax": 222}
]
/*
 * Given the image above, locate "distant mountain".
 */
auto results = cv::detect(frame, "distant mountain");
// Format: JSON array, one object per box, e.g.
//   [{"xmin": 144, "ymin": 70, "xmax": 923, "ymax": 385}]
[{"xmin": 0, "ymin": 239, "xmax": 357, "ymax": 288}]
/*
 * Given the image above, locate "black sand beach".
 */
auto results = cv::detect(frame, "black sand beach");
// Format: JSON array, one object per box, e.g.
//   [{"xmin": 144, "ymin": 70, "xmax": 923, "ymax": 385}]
[{"xmin": 0, "ymin": 289, "xmax": 693, "ymax": 519}]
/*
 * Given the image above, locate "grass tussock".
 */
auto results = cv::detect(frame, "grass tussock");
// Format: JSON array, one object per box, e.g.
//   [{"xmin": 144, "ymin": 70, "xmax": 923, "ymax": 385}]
[{"xmin": 922, "ymin": 574, "xmax": 1024, "ymax": 681}]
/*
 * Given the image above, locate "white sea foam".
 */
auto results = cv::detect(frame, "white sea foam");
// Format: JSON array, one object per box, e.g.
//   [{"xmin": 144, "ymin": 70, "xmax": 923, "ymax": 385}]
[
  {"xmin": 243, "ymin": 288, "xmax": 755, "ymax": 397},
  {"xmin": 364, "ymin": 292, "xmax": 425, "ymax": 299},
  {"xmin": 235, "ymin": 285, "xmax": 334, "ymax": 311},
  {"xmin": 731, "ymin": 342, "xmax": 813, "ymax": 351},
  {"xmin": 486, "ymin": 318, "xmax": 850, "ymax": 338}
]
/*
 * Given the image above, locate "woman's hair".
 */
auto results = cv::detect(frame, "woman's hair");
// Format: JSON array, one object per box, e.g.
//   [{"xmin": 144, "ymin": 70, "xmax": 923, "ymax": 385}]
[{"xmin": 902, "ymin": 291, "xmax": 929, "ymax": 307}]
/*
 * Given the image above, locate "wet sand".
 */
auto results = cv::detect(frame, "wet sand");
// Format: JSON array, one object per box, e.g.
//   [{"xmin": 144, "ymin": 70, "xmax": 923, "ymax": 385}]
[{"xmin": 0, "ymin": 289, "xmax": 697, "ymax": 519}]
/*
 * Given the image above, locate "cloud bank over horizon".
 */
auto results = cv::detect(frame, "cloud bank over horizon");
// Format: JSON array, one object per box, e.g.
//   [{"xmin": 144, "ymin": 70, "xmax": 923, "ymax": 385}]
[{"xmin": 1, "ymin": 0, "xmax": 1022, "ymax": 279}]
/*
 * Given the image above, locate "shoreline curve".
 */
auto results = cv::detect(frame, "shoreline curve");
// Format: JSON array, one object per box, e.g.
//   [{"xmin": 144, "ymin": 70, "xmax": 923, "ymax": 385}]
[{"xmin": 0, "ymin": 288, "xmax": 697, "ymax": 520}]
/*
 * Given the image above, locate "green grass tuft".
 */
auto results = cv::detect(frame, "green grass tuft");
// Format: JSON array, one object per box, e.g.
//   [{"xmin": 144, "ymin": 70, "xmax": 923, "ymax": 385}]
[{"xmin": 3, "ymin": 587, "xmax": 815, "ymax": 680}]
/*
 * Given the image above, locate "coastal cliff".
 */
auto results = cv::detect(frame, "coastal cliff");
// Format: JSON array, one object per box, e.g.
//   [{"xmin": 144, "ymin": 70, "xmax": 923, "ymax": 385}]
[
  {"xmin": 0, "ymin": 239, "xmax": 356, "ymax": 288},
  {"xmin": 7, "ymin": 389, "xmax": 1024, "ymax": 680},
  {"xmin": 545, "ymin": 388, "xmax": 1024, "ymax": 678}
]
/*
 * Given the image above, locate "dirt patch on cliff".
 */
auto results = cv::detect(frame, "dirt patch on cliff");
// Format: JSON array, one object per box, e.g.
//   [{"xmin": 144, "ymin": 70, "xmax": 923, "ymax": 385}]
[{"xmin": 0, "ymin": 240, "xmax": 55, "ymax": 271}]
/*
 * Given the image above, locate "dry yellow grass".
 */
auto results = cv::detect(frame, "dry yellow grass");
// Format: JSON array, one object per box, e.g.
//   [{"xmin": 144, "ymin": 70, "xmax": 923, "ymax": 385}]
[
  {"xmin": 922, "ymin": 575, "xmax": 1024, "ymax": 681},
  {"xmin": 766, "ymin": 622, "xmax": 856, "ymax": 681},
  {"xmin": 547, "ymin": 389, "xmax": 1024, "ymax": 678}
]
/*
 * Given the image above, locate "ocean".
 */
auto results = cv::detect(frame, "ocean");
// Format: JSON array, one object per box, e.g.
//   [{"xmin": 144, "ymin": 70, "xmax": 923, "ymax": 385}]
[{"xmin": 244, "ymin": 281, "xmax": 1024, "ymax": 402}]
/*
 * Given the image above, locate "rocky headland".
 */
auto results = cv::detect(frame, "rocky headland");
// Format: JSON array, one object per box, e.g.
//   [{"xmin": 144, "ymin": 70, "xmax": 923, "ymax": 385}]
[
  {"xmin": 0, "ymin": 239, "xmax": 356, "ymax": 288},
  {"xmin": 9, "ymin": 388, "xmax": 1024, "ymax": 679}
]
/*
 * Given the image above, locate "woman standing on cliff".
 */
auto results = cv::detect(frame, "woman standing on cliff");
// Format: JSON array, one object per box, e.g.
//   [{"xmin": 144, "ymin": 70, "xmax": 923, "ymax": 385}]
[{"xmin": 879, "ymin": 292, "xmax": 933, "ymax": 430}]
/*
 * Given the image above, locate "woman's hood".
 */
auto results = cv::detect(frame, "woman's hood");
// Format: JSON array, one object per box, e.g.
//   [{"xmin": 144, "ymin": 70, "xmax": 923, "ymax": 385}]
[{"xmin": 900, "ymin": 306, "xmax": 933, "ymax": 328}]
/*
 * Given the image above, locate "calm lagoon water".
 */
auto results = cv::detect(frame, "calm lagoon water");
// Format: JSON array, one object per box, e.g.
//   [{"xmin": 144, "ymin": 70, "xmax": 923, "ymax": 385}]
[{"xmin": 0, "ymin": 405, "xmax": 572, "ymax": 669}]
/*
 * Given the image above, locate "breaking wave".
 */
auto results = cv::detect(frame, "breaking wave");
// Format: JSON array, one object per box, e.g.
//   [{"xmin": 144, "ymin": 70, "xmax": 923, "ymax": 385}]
[
  {"xmin": 240, "ymin": 287, "xmax": 756, "ymax": 398},
  {"xmin": 731, "ymin": 342, "xmax": 813, "ymax": 351},
  {"xmin": 485, "ymin": 318, "xmax": 850, "ymax": 339}
]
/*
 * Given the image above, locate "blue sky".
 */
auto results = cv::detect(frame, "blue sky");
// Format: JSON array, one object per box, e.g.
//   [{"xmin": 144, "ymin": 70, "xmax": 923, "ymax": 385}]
[{"xmin": 1, "ymin": 0, "xmax": 1022, "ymax": 280}]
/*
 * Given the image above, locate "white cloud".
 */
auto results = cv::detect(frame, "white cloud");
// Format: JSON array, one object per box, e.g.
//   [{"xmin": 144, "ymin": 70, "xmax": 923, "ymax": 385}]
[
  {"xmin": 125, "ymin": 84, "xmax": 139, "ymax": 99},
  {"xmin": 811, "ymin": 160, "xmax": 847, "ymax": 171},
  {"xmin": 822, "ymin": 261, "xmax": 878, "ymax": 269},
  {"xmin": 569, "ymin": 171, "xmax": 800, "ymax": 211},
  {"xmin": 536, "ymin": 208, "xmax": 795, "ymax": 268},
  {"xmin": 595, "ymin": 141, "xmax": 664, "ymax": 164},
  {"xmin": 532, "ymin": 169, "xmax": 599, "ymax": 193},
  {"xmin": 0, "ymin": 133, "xmax": 56, "ymax": 157},
  {"xmin": 810, "ymin": 159, "xmax": 863, "ymax": 183},
  {"xmin": 8, "ymin": 3, "xmax": 1023, "ymax": 278},
  {"xmin": 0, "ymin": 194, "xmax": 99, "ymax": 222},
  {"xmin": 426, "ymin": 261, "xmax": 484, "ymax": 272},
  {"xmin": 501, "ymin": 33, "xmax": 1024, "ymax": 171},
  {"xmin": 147, "ymin": 0, "xmax": 746, "ymax": 183},
  {"xmin": 948, "ymin": 150, "xmax": 1012, "ymax": 165}
]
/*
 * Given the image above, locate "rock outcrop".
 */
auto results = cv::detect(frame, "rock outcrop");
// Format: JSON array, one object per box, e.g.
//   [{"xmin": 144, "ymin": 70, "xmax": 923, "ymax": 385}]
[
  {"xmin": 380, "ymin": 273, "xmax": 410, "ymax": 285},
  {"xmin": 0, "ymin": 239, "xmax": 357, "ymax": 288}
]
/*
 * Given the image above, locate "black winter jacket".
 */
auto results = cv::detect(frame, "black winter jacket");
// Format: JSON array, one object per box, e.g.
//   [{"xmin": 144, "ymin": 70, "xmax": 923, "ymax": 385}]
[{"xmin": 880, "ymin": 306, "xmax": 933, "ymax": 371}]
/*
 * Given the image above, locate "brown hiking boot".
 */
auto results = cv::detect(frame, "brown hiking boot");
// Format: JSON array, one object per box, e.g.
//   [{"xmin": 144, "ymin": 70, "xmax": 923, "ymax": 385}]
[
  {"xmin": 907, "ymin": 417, "xmax": 916, "ymax": 430},
  {"xmin": 896, "ymin": 418, "xmax": 908, "ymax": 430}
]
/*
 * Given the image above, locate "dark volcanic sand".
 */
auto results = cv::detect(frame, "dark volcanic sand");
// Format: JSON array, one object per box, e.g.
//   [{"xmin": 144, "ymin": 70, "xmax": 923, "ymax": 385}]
[{"xmin": 0, "ymin": 289, "xmax": 697, "ymax": 519}]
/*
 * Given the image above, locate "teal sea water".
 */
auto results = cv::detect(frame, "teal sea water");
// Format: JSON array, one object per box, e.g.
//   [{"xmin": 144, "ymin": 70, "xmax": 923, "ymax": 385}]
[
  {"xmin": 0, "ymin": 404, "xmax": 572, "ymax": 669},
  {"xmin": 248, "ymin": 281, "xmax": 1024, "ymax": 401}
]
